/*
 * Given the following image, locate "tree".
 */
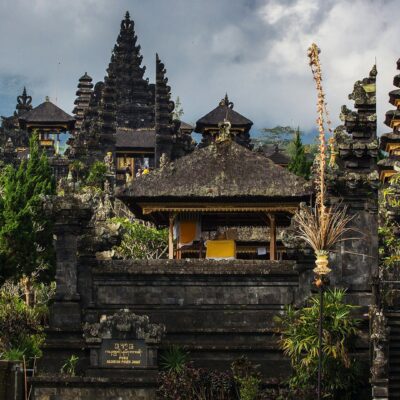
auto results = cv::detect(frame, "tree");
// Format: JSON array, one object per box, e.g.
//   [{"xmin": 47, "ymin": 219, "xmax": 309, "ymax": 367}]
[
  {"xmin": 0, "ymin": 132, "xmax": 56, "ymax": 283},
  {"xmin": 288, "ymin": 129, "xmax": 312, "ymax": 179},
  {"xmin": 253, "ymin": 125, "xmax": 297, "ymax": 148},
  {"xmin": 172, "ymin": 96, "xmax": 184, "ymax": 121}
]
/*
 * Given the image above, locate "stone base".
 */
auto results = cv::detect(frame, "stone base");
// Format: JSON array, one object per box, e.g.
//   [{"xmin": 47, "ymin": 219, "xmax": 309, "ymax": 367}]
[{"xmin": 32, "ymin": 374, "xmax": 158, "ymax": 400}]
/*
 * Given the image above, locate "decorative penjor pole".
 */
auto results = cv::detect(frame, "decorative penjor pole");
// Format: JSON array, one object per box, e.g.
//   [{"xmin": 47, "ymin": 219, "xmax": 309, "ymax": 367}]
[{"xmin": 292, "ymin": 43, "xmax": 355, "ymax": 399}]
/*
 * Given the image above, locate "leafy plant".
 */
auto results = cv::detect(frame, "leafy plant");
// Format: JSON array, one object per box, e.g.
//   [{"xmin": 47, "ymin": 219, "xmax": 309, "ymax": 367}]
[
  {"xmin": 274, "ymin": 289, "xmax": 362, "ymax": 399},
  {"xmin": 85, "ymin": 161, "xmax": 107, "ymax": 188},
  {"xmin": 0, "ymin": 279, "xmax": 51, "ymax": 362},
  {"xmin": 231, "ymin": 356, "xmax": 261, "ymax": 400},
  {"xmin": 60, "ymin": 354, "xmax": 79, "ymax": 377},
  {"xmin": 112, "ymin": 218, "xmax": 168, "ymax": 260},
  {"xmin": 157, "ymin": 363, "xmax": 234, "ymax": 400},
  {"xmin": 160, "ymin": 345, "xmax": 188, "ymax": 373},
  {"xmin": 1, "ymin": 347, "xmax": 25, "ymax": 361}
]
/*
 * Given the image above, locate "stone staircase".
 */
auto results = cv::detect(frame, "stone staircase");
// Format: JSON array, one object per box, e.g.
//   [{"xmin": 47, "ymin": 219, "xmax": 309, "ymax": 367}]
[{"xmin": 388, "ymin": 312, "xmax": 400, "ymax": 399}]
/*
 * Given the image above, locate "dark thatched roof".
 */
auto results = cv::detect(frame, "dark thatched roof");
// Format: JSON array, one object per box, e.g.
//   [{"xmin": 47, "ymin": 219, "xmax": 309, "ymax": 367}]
[
  {"xmin": 180, "ymin": 121, "xmax": 193, "ymax": 131},
  {"xmin": 266, "ymin": 146, "xmax": 291, "ymax": 166},
  {"xmin": 195, "ymin": 95, "xmax": 253, "ymax": 133},
  {"xmin": 116, "ymin": 128, "xmax": 155, "ymax": 149},
  {"xmin": 19, "ymin": 99, "xmax": 75, "ymax": 130},
  {"xmin": 120, "ymin": 140, "xmax": 311, "ymax": 200}
]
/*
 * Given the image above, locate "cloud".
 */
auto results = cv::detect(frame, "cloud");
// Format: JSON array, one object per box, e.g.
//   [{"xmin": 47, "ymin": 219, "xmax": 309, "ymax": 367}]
[{"xmin": 0, "ymin": 0, "xmax": 397, "ymax": 138}]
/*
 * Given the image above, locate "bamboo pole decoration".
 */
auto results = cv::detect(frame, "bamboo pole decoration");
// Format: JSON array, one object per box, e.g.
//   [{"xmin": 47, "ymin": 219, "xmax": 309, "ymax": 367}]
[{"xmin": 307, "ymin": 43, "xmax": 332, "ymax": 224}]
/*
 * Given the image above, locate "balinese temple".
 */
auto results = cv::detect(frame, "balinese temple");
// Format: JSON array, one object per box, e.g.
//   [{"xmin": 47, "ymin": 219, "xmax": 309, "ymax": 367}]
[
  {"xmin": 379, "ymin": 58, "xmax": 400, "ymax": 183},
  {"xmin": 195, "ymin": 94, "xmax": 253, "ymax": 149},
  {"xmin": 68, "ymin": 12, "xmax": 194, "ymax": 182},
  {"xmin": 119, "ymin": 121, "xmax": 311, "ymax": 261},
  {"xmin": 18, "ymin": 97, "xmax": 75, "ymax": 156}
]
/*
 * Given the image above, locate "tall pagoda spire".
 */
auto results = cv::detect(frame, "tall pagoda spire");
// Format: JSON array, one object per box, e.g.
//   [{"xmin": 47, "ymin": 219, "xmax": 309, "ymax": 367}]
[
  {"xmin": 106, "ymin": 11, "xmax": 154, "ymax": 129},
  {"xmin": 72, "ymin": 72, "xmax": 93, "ymax": 131},
  {"xmin": 155, "ymin": 53, "xmax": 176, "ymax": 165},
  {"xmin": 378, "ymin": 58, "xmax": 400, "ymax": 182}
]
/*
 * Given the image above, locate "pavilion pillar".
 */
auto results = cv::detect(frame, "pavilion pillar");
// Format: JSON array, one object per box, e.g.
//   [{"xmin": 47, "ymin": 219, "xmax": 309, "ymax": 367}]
[
  {"xmin": 268, "ymin": 213, "xmax": 277, "ymax": 261},
  {"xmin": 168, "ymin": 214, "xmax": 174, "ymax": 259}
]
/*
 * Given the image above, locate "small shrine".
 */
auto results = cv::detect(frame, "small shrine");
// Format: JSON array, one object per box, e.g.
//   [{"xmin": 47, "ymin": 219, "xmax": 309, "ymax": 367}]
[
  {"xmin": 195, "ymin": 94, "xmax": 253, "ymax": 149},
  {"xmin": 119, "ymin": 120, "xmax": 311, "ymax": 261},
  {"xmin": 18, "ymin": 96, "xmax": 75, "ymax": 156}
]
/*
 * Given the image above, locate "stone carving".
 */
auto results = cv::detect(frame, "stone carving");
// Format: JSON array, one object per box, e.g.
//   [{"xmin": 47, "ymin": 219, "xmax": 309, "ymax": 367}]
[
  {"xmin": 83, "ymin": 309, "xmax": 165, "ymax": 344},
  {"xmin": 370, "ymin": 305, "xmax": 389, "ymax": 381}
]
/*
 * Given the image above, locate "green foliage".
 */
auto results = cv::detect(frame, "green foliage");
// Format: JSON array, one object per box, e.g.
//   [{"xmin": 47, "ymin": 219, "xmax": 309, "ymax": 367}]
[
  {"xmin": 0, "ymin": 280, "xmax": 53, "ymax": 362},
  {"xmin": 0, "ymin": 132, "xmax": 56, "ymax": 282},
  {"xmin": 231, "ymin": 357, "xmax": 261, "ymax": 400},
  {"xmin": 288, "ymin": 130, "xmax": 312, "ymax": 179},
  {"xmin": 379, "ymin": 178, "xmax": 400, "ymax": 269},
  {"xmin": 274, "ymin": 289, "xmax": 362, "ymax": 399},
  {"xmin": 1, "ymin": 348, "xmax": 26, "ymax": 361},
  {"xmin": 112, "ymin": 218, "xmax": 168, "ymax": 260},
  {"xmin": 69, "ymin": 160, "xmax": 86, "ymax": 182},
  {"xmin": 160, "ymin": 345, "xmax": 188, "ymax": 373},
  {"xmin": 157, "ymin": 363, "xmax": 234, "ymax": 400},
  {"xmin": 60, "ymin": 354, "xmax": 79, "ymax": 376},
  {"xmin": 86, "ymin": 161, "xmax": 107, "ymax": 189}
]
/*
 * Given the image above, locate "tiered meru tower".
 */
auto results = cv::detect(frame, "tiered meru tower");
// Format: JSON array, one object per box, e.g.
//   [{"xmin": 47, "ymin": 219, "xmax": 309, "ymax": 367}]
[
  {"xmin": 69, "ymin": 11, "xmax": 192, "ymax": 172},
  {"xmin": 379, "ymin": 58, "xmax": 400, "ymax": 182}
]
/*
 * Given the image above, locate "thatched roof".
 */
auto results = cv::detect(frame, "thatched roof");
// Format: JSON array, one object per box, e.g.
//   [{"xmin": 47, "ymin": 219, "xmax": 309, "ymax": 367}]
[
  {"xmin": 195, "ymin": 95, "xmax": 252, "ymax": 133},
  {"xmin": 116, "ymin": 128, "xmax": 155, "ymax": 149},
  {"xmin": 19, "ymin": 101, "xmax": 75, "ymax": 124},
  {"xmin": 119, "ymin": 139, "xmax": 311, "ymax": 200}
]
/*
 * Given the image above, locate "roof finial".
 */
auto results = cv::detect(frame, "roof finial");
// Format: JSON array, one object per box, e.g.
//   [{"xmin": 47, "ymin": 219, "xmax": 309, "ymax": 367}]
[
  {"xmin": 370, "ymin": 64, "xmax": 377, "ymax": 78},
  {"xmin": 45, "ymin": 96, "xmax": 50, "ymax": 102},
  {"xmin": 125, "ymin": 11, "xmax": 130, "ymax": 20}
]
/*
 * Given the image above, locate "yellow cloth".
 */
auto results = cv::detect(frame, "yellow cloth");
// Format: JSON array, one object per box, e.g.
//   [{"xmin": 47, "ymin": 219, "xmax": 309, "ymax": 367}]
[
  {"xmin": 206, "ymin": 240, "xmax": 236, "ymax": 259},
  {"xmin": 142, "ymin": 168, "xmax": 150, "ymax": 175},
  {"xmin": 179, "ymin": 221, "xmax": 198, "ymax": 246}
]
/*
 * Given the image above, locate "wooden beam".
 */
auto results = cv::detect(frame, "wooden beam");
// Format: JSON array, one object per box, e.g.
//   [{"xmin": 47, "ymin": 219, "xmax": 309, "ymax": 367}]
[
  {"xmin": 268, "ymin": 213, "xmax": 277, "ymax": 261},
  {"xmin": 168, "ymin": 214, "xmax": 175, "ymax": 259}
]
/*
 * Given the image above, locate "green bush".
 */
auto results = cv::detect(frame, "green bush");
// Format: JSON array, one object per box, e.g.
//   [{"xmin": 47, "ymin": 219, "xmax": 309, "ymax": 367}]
[
  {"xmin": 160, "ymin": 345, "xmax": 188, "ymax": 373},
  {"xmin": 0, "ymin": 280, "xmax": 53, "ymax": 363},
  {"xmin": 112, "ymin": 218, "xmax": 168, "ymax": 260},
  {"xmin": 274, "ymin": 289, "xmax": 362, "ymax": 399},
  {"xmin": 86, "ymin": 161, "xmax": 107, "ymax": 188},
  {"xmin": 232, "ymin": 356, "xmax": 261, "ymax": 400}
]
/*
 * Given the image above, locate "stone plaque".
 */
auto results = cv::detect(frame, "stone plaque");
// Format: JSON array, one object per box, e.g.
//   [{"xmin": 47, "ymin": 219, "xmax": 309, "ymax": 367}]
[{"xmin": 100, "ymin": 339, "xmax": 147, "ymax": 368}]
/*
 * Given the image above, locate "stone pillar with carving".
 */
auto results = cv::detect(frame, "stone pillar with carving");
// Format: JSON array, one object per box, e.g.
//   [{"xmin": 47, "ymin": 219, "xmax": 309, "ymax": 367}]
[{"xmin": 370, "ymin": 305, "xmax": 389, "ymax": 399}]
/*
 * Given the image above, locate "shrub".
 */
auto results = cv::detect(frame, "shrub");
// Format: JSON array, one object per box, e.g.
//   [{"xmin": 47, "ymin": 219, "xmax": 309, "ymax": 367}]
[
  {"xmin": 112, "ymin": 218, "xmax": 168, "ymax": 260},
  {"xmin": 86, "ymin": 161, "xmax": 107, "ymax": 188},
  {"xmin": 0, "ymin": 280, "xmax": 53, "ymax": 363},
  {"xmin": 157, "ymin": 363, "xmax": 234, "ymax": 400},
  {"xmin": 232, "ymin": 356, "xmax": 261, "ymax": 400},
  {"xmin": 274, "ymin": 289, "xmax": 362, "ymax": 399},
  {"xmin": 160, "ymin": 345, "xmax": 188, "ymax": 373}
]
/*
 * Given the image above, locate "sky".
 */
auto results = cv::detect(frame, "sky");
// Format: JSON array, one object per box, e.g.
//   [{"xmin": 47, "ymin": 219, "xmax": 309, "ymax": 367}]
[{"xmin": 0, "ymin": 0, "xmax": 398, "ymax": 142}]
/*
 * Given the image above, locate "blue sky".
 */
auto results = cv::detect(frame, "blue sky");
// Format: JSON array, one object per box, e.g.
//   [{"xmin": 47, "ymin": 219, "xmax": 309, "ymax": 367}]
[{"xmin": 0, "ymin": 0, "xmax": 398, "ymax": 142}]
